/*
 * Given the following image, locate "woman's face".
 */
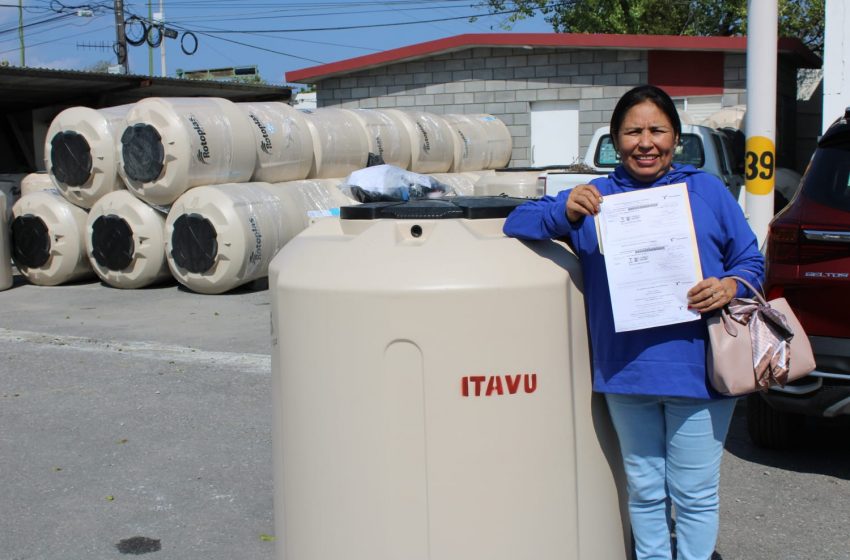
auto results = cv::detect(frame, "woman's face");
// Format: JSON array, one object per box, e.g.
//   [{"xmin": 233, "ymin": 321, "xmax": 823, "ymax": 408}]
[{"xmin": 614, "ymin": 100, "xmax": 679, "ymax": 183}]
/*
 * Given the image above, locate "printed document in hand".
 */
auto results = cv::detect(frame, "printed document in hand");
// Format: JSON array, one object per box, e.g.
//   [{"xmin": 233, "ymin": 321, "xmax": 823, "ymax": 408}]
[{"xmin": 596, "ymin": 183, "xmax": 702, "ymax": 332}]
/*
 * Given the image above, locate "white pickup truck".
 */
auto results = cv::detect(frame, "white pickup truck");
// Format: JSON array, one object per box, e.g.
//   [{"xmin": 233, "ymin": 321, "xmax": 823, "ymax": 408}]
[{"xmin": 539, "ymin": 124, "xmax": 745, "ymax": 201}]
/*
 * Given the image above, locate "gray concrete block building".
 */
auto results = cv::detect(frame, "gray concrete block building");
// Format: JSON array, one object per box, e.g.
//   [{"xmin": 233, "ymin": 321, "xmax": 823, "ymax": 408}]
[{"xmin": 287, "ymin": 33, "xmax": 820, "ymax": 172}]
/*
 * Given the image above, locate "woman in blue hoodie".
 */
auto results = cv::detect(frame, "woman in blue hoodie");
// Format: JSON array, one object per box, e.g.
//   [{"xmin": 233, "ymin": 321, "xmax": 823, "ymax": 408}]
[{"xmin": 504, "ymin": 85, "xmax": 764, "ymax": 560}]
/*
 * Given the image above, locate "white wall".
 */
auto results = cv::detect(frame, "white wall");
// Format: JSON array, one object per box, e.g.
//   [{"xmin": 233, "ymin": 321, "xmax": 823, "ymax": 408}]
[{"xmin": 823, "ymin": 0, "xmax": 850, "ymax": 132}]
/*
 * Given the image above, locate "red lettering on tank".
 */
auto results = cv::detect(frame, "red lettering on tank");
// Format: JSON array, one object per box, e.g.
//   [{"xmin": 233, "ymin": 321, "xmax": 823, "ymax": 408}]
[
  {"xmin": 461, "ymin": 373, "xmax": 538, "ymax": 397},
  {"xmin": 524, "ymin": 373, "xmax": 538, "ymax": 394},
  {"xmin": 505, "ymin": 374, "xmax": 521, "ymax": 394},
  {"xmin": 469, "ymin": 376, "xmax": 486, "ymax": 396},
  {"xmin": 485, "ymin": 375, "xmax": 504, "ymax": 396}
]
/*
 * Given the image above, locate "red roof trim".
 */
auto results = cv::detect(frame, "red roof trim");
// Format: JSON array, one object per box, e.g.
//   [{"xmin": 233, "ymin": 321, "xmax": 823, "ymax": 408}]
[{"xmin": 285, "ymin": 33, "xmax": 819, "ymax": 83}]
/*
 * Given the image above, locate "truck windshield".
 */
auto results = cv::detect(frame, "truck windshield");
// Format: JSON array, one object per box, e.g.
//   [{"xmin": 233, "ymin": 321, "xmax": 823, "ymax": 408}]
[{"xmin": 594, "ymin": 133, "xmax": 705, "ymax": 168}]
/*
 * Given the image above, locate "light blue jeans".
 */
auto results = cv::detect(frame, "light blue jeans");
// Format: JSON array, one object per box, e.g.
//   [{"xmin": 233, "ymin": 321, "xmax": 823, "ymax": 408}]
[{"xmin": 604, "ymin": 393, "xmax": 737, "ymax": 560}]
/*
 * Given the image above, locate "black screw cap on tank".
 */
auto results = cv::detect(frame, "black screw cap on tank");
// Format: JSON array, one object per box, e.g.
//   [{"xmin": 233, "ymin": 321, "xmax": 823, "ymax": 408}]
[
  {"xmin": 91, "ymin": 215, "xmax": 135, "ymax": 271},
  {"xmin": 10, "ymin": 215, "xmax": 51, "ymax": 268},
  {"xmin": 171, "ymin": 213, "xmax": 218, "ymax": 274},
  {"xmin": 121, "ymin": 124, "xmax": 165, "ymax": 183},
  {"xmin": 50, "ymin": 131, "xmax": 93, "ymax": 187}
]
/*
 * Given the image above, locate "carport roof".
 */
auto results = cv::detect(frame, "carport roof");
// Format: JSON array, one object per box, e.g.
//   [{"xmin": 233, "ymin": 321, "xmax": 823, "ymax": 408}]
[
  {"xmin": 0, "ymin": 65, "xmax": 291, "ymax": 111},
  {"xmin": 286, "ymin": 32, "xmax": 821, "ymax": 84}
]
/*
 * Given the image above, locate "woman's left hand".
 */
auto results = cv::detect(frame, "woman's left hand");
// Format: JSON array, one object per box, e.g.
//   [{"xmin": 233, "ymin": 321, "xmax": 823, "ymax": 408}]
[{"xmin": 687, "ymin": 277, "xmax": 738, "ymax": 313}]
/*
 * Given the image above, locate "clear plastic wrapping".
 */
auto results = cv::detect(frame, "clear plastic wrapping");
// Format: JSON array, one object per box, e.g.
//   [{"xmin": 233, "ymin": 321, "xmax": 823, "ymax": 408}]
[
  {"xmin": 351, "ymin": 109, "xmax": 413, "ymax": 169},
  {"xmin": 300, "ymin": 108, "xmax": 370, "ymax": 179},
  {"xmin": 239, "ymin": 101, "xmax": 314, "ymax": 183},
  {"xmin": 383, "ymin": 110, "xmax": 455, "ymax": 174},
  {"xmin": 442, "ymin": 114, "xmax": 491, "ymax": 172}
]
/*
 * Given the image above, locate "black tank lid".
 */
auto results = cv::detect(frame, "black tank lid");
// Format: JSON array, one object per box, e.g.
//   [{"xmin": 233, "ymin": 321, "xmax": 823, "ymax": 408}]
[
  {"xmin": 170, "ymin": 213, "xmax": 218, "ymax": 274},
  {"xmin": 340, "ymin": 196, "xmax": 527, "ymax": 220},
  {"xmin": 91, "ymin": 215, "xmax": 135, "ymax": 271},
  {"xmin": 50, "ymin": 131, "xmax": 92, "ymax": 187},
  {"xmin": 121, "ymin": 123, "xmax": 165, "ymax": 183},
  {"xmin": 10, "ymin": 215, "xmax": 51, "ymax": 269}
]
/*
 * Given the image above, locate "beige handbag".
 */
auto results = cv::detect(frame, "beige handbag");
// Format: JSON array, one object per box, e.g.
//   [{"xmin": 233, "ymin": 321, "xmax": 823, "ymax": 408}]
[{"xmin": 706, "ymin": 276, "xmax": 816, "ymax": 396}]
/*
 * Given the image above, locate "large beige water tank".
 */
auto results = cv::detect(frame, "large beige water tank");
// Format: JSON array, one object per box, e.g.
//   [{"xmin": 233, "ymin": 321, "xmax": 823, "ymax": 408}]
[
  {"xmin": 20, "ymin": 173, "xmax": 56, "ymax": 197},
  {"xmin": 474, "ymin": 170, "xmax": 544, "ymax": 198},
  {"xmin": 301, "ymin": 108, "xmax": 370, "ymax": 178},
  {"xmin": 0, "ymin": 192, "xmax": 12, "ymax": 291},
  {"xmin": 238, "ymin": 101, "xmax": 314, "ymax": 183},
  {"xmin": 45, "ymin": 104, "xmax": 133, "ymax": 209},
  {"xmin": 10, "ymin": 190, "xmax": 94, "ymax": 286},
  {"xmin": 119, "ymin": 97, "xmax": 257, "ymax": 206},
  {"xmin": 351, "ymin": 109, "xmax": 412, "ymax": 169},
  {"xmin": 382, "ymin": 110, "xmax": 455, "ymax": 173},
  {"xmin": 86, "ymin": 190, "xmax": 171, "ymax": 289},
  {"xmin": 269, "ymin": 198, "xmax": 629, "ymax": 560}
]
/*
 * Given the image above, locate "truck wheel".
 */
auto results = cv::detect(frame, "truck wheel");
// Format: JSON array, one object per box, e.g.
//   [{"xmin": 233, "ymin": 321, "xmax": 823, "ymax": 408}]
[{"xmin": 746, "ymin": 393, "xmax": 799, "ymax": 449}]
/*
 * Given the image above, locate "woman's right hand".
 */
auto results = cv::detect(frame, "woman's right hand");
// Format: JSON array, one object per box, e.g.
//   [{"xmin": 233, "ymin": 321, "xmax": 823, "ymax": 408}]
[{"xmin": 566, "ymin": 184, "xmax": 603, "ymax": 223}]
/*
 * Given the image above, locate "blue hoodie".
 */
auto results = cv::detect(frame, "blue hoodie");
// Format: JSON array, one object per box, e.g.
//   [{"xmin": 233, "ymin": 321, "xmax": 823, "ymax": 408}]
[{"xmin": 503, "ymin": 165, "xmax": 764, "ymax": 399}]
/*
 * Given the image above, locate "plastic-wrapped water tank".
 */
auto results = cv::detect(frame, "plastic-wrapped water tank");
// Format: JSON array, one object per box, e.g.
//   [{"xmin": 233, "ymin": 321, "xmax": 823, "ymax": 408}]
[
  {"xmin": 470, "ymin": 114, "xmax": 513, "ymax": 169},
  {"xmin": 382, "ymin": 110, "xmax": 455, "ymax": 173},
  {"xmin": 428, "ymin": 172, "xmax": 478, "ymax": 197},
  {"xmin": 11, "ymin": 190, "xmax": 94, "ymax": 286},
  {"xmin": 238, "ymin": 101, "xmax": 314, "ymax": 183},
  {"xmin": 269, "ymin": 178, "xmax": 357, "ymax": 232},
  {"xmin": 351, "ymin": 109, "xmax": 412, "ymax": 169},
  {"xmin": 20, "ymin": 173, "xmax": 57, "ymax": 197},
  {"xmin": 442, "ymin": 113, "xmax": 492, "ymax": 172},
  {"xmin": 474, "ymin": 170, "xmax": 544, "ymax": 198},
  {"xmin": 269, "ymin": 197, "xmax": 629, "ymax": 560},
  {"xmin": 0, "ymin": 191, "xmax": 12, "ymax": 291},
  {"xmin": 45, "ymin": 104, "xmax": 133, "ymax": 209},
  {"xmin": 165, "ymin": 182, "xmax": 300, "ymax": 294},
  {"xmin": 301, "ymin": 108, "xmax": 370, "ymax": 179},
  {"xmin": 119, "ymin": 97, "xmax": 257, "ymax": 206},
  {"xmin": 86, "ymin": 190, "xmax": 171, "ymax": 289}
]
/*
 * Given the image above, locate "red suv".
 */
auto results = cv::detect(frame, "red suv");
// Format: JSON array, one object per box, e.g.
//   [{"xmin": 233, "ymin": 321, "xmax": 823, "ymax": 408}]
[{"xmin": 747, "ymin": 108, "xmax": 850, "ymax": 448}]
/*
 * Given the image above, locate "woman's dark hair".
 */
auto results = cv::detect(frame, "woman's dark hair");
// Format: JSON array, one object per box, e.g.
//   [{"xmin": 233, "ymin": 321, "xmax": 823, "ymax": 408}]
[{"xmin": 610, "ymin": 85, "xmax": 681, "ymax": 140}]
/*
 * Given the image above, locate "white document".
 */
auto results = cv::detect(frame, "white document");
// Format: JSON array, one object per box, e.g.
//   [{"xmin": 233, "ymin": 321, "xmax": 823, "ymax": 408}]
[{"xmin": 596, "ymin": 183, "xmax": 702, "ymax": 332}]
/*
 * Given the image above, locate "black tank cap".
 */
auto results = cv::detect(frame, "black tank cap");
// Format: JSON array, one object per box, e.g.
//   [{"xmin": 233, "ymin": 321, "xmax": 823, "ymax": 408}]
[
  {"xmin": 339, "ymin": 196, "xmax": 527, "ymax": 220},
  {"xmin": 50, "ymin": 131, "xmax": 92, "ymax": 187},
  {"xmin": 91, "ymin": 215, "xmax": 135, "ymax": 271},
  {"xmin": 10, "ymin": 215, "xmax": 51, "ymax": 269},
  {"xmin": 171, "ymin": 213, "xmax": 218, "ymax": 274},
  {"xmin": 121, "ymin": 123, "xmax": 165, "ymax": 183}
]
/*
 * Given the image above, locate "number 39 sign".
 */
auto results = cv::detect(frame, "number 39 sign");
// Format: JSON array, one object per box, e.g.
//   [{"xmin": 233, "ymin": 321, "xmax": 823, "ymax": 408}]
[{"xmin": 744, "ymin": 136, "xmax": 775, "ymax": 195}]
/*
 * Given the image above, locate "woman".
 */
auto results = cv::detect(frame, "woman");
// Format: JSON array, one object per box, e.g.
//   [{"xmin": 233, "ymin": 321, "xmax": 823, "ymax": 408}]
[{"xmin": 503, "ymin": 85, "xmax": 763, "ymax": 560}]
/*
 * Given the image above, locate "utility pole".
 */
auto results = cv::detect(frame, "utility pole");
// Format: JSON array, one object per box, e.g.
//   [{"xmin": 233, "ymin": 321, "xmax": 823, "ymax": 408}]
[
  {"xmin": 159, "ymin": 0, "xmax": 166, "ymax": 77},
  {"xmin": 113, "ymin": 0, "xmax": 129, "ymax": 73},
  {"xmin": 147, "ymin": 0, "xmax": 153, "ymax": 76},
  {"xmin": 744, "ymin": 0, "xmax": 777, "ymax": 248},
  {"xmin": 18, "ymin": 0, "xmax": 24, "ymax": 66}
]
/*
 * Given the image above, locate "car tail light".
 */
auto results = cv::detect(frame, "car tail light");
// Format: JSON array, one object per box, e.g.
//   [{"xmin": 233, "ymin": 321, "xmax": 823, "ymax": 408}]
[
  {"xmin": 766, "ymin": 221, "xmax": 799, "ymax": 264},
  {"xmin": 766, "ymin": 284, "xmax": 784, "ymax": 300},
  {"xmin": 767, "ymin": 220, "xmax": 850, "ymax": 265}
]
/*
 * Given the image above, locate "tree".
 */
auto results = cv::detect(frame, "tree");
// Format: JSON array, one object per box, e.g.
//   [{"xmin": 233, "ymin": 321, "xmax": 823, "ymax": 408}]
[{"xmin": 479, "ymin": 0, "xmax": 823, "ymax": 55}]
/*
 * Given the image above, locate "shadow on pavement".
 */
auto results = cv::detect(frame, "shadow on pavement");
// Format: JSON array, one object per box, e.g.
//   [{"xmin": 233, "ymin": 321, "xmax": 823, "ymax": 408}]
[{"xmin": 723, "ymin": 399, "xmax": 850, "ymax": 480}]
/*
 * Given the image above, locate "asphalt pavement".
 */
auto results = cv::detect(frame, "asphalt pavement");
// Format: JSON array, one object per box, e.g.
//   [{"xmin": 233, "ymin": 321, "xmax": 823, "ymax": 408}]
[{"xmin": 0, "ymin": 271, "xmax": 848, "ymax": 560}]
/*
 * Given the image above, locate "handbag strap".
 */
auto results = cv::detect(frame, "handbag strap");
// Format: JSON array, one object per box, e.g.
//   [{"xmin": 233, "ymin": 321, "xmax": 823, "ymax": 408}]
[{"xmin": 726, "ymin": 275, "xmax": 767, "ymax": 306}]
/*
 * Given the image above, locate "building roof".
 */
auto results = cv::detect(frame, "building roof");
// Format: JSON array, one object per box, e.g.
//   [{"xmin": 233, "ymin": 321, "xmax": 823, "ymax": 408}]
[
  {"xmin": 286, "ymin": 32, "xmax": 821, "ymax": 84},
  {"xmin": 0, "ymin": 65, "xmax": 291, "ymax": 112}
]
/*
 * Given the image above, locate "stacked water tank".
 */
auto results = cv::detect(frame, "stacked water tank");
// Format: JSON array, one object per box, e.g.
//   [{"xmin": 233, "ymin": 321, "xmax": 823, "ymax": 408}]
[{"xmin": 7, "ymin": 99, "xmax": 514, "ymax": 293}]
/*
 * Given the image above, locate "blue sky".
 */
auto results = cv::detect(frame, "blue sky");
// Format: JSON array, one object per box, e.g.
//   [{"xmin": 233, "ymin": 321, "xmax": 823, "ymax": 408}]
[{"xmin": 0, "ymin": 1, "xmax": 552, "ymax": 86}]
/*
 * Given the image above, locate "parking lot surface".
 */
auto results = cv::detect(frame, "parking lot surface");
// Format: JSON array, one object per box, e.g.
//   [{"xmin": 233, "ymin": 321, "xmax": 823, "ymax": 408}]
[{"xmin": 1, "ymin": 272, "xmax": 848, "ymax": 559}]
